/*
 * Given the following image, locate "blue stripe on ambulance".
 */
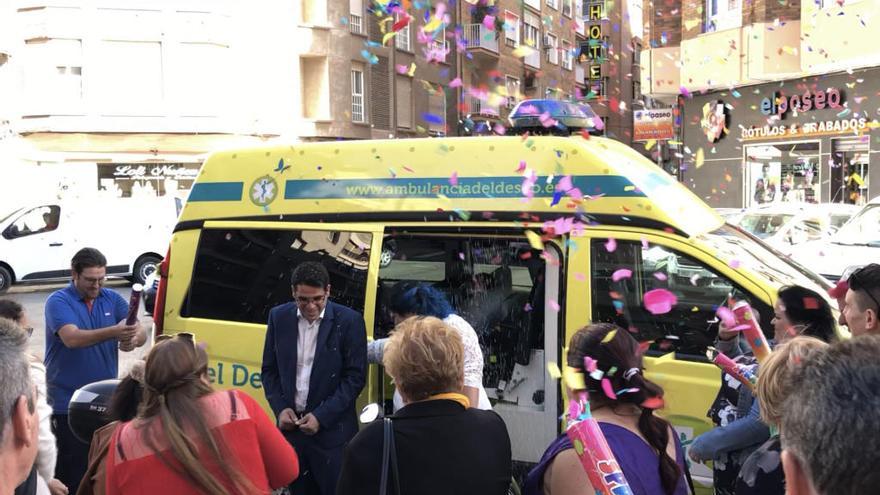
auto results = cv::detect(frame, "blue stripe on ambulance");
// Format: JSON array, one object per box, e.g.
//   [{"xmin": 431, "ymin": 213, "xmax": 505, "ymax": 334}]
[{"xmin": 188, "ymin": 182, "xmax": 245, "ymax": 202}]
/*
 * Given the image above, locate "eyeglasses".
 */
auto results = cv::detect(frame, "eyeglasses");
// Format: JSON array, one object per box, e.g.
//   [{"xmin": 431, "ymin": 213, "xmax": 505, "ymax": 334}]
[
  {"xmin": 23, "ymin": 327, "xmax": 34, "ymax": 337},
  {"xmin": 156, "ymin": 332, "xmax": 196, "ymax": 349},
  {"xmin": 295, "ymin": 295, "xmax": 326, "ymax": 306},
  {"xmin": 849, "ymin": 267, "xmax": 880, "ymax": 312}
]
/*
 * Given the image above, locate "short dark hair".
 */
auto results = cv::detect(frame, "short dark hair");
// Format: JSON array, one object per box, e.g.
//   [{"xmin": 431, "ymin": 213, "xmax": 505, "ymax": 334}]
[
  {"xmin": 847, "ymin": 263, "xmax": 880, "ymax": 312},
  {"xmin": 291, "ymin": 261, "xmax": 329, "ymax": 289},
  {"xmin": 71, "ymin": 247, "xmax": 107, "ymax": 274},
  {"xmin": 0, "ymin": 299, "xmax": 24, "ymax": 322},
  {"xmin": 781, "ymin": 335, "xmax": 880, "ymax": 495}
]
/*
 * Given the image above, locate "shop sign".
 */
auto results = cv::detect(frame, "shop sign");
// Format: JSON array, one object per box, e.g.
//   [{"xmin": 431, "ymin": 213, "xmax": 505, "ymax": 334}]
[
  {"xmin": 109, "ymin": 163, "xmax": 201, "ymax": 180},
  {"xmin": 582, "ymin": 0, "xmax": 605, "ymax": 97},
  {"xmin": 760, "ymin": 88, "xmax": 844, "ymax": 119},
  {"xmin": 633, "ymin": 108, "xmax": 674, "ymax": 141},
  {"xmin": 740, "ymin": 117, "xmax": 869, "ymax": 140},
  {"xmin": 701, "ymin": 100, "xmax": 728, "ymax": 143}
]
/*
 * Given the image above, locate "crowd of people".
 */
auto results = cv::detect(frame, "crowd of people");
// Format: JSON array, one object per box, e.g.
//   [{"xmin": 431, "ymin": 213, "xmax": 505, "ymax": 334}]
[{"xmin": 1, "ymin": 248, "xmax": 880, "ymax": 495}]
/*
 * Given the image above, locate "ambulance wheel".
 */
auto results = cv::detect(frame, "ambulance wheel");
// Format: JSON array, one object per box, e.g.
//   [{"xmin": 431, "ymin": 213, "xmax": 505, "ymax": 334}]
[
  {"xmin": 0, "ymin": 266, "xmax": 10, "ymax": 293},
  {"xmin": 131, "ymin": 255, "xmax": 162, "ymax": 286}
]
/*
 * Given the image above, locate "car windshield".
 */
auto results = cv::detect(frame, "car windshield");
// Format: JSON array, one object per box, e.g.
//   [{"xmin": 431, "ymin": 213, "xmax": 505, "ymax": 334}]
[
  {"xmin": 736, "ymin": 213, "xmax": 794, "ymax": 238},
  {"xmin": 833, "ymin": 204, "xmax": 880, "ymax": 246},
  {"xmin": 698, "ymin": 224, "xmax": 832, "ymax": 296}
]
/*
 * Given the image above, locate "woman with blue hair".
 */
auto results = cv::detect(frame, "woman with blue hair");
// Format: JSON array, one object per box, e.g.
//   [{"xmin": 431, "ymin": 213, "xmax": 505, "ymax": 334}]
[{"xmin": 368, "ymin": 281, "xmax": 491, "ymax": 410}]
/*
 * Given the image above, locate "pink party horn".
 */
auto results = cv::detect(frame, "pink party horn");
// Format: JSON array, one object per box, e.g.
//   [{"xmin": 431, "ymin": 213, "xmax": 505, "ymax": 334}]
[
  {"xmin": 732, "ymin": 301, "xmax": 771, "ymax": 363},
  {"xmin": 712, "ymin": 350, "xmax": 756, "ymax": 391},
  {"xmin": 566, "ymin": 392, "xmax": 634, "ymax": 495}
]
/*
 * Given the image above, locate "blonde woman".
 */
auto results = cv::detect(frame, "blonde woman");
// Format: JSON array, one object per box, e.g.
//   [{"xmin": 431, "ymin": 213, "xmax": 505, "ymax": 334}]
[
  {"xmin": 338, "ymin": 317, "xmax": 511, "ymax": 495},
  {"xmin": 735, "ymin": 337, "xmax": 828, "ymax": 495}
]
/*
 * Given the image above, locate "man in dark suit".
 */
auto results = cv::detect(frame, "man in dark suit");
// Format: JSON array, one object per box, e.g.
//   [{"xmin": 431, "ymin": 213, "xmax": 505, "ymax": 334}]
[{"xmin": 262, "ymin": 261, "xmax": 367, "ymax": 495}]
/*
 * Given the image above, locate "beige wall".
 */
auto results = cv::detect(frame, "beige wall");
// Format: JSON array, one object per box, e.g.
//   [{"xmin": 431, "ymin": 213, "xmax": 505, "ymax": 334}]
[
  {"xmin": 300, "ymin": 56, "xmax": 330, "ymax": 120},
  {"xmin": 801, "ymin": 0, "xmax": 880, "ymax": 73},
  {"xmin": 640, "ymin": 46, "xmax": 680, "ymax": 98},
  {"xmin": 748, "ymin": 20, "xmax": 800, "ymax": 79}
]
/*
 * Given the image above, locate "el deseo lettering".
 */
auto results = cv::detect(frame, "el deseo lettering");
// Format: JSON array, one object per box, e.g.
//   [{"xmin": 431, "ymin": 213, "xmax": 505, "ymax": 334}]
[
  {"xmin": 760, "ymin": 88, "xmax": 843, "ymax": 119},
  {"xmin": 207, "ymin": 361, "xmax": 263, "ymax": 389}
]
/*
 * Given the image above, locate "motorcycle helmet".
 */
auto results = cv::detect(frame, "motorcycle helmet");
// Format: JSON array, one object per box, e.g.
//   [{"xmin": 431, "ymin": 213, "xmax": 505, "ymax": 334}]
[{"xmin": 68, "ymin": 379, "xmax": 120, "ymax": 444}]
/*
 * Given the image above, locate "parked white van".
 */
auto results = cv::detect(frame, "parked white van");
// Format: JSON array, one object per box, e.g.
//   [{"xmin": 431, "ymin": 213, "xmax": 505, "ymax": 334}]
[{"xmin": 0, "ymin": 198, "xmax": 178, "ymax": 292}]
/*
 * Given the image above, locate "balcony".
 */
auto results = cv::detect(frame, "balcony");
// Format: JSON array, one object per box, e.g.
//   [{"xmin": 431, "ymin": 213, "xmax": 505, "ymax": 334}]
[
  {"xmin": 464, "ymin": 96, "xmax": 500, "ymax": 117},
  {"xmin": 524, "ymin": 44, "xmax": 541, "ymax": 69},
  {"xmin": 640, "ymin": 46, "xmax": 680, "ymax": 99},
  {"xmin": 678, "ymin": 21, "xmax": 800, "ymax": 92},
  {"xmin": 463, "ymin": 24, "xmax": 499, "ymax": 63}
]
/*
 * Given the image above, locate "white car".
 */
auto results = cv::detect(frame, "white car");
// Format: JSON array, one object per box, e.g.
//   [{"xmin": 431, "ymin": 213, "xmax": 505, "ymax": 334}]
[
  {"xmin": 792, "ymin": 197, "xmax": 880, "ymax": 281},
  {"xmin": 732, "ymin": 202, "xmax": 859, "ymax": 256}
]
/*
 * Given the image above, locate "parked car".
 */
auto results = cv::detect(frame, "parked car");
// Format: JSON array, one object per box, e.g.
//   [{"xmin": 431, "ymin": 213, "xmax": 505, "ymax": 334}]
[
  {"xmin": 506, "ymin": 99, "xmax": 602, "ymax": 136},
  {"xmin": 0, "ymin": 198, "xmax": 177, "ymax": 293},
  {"xmin": 792, "ymin": 197, "xmax": 880, "ymax": 281},
  {"xmin": 731, "ymin": 202, "xmax": 859, "ymax": 256}
]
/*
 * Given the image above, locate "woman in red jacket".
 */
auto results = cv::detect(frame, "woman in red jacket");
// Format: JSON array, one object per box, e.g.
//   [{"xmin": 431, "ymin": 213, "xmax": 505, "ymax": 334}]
[{"xmin": 105, "ymin": 333, "xmax": 299, "ymax": 494}]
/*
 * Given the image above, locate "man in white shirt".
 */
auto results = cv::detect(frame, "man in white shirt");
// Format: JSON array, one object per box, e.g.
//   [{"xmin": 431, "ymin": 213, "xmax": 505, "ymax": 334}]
[{"xmin": 261, "ymin": 262, "xmax": 367, "ymax": 495}]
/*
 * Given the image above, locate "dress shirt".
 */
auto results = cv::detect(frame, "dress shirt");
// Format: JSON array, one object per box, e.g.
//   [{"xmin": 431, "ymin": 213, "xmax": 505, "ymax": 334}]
[{"xmin": 295, "ymin": 308, "xmax": 325, "ymax": 412}]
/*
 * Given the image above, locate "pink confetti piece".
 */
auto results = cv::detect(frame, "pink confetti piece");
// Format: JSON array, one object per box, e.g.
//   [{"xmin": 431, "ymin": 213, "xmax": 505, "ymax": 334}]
[
  {"xmin": 612, "ymin": 268, "xmax": 633, "ymax": 282},
  {"xmin": 396, "ymin": 64, "xmax": 409, "ymax": 74},
  {"xmin": 482, "ymin": 14, "xmax": 495, "ymax": 30},
  {"xmin": 641, "ymin": 397, "xmax": 665, "ymax": 409},
  {"xmin": 449, "ymin": 171, "xmax": 458, "ymax": 186},
  {"xmin": 516, "ymin": 160, "xmax": 527, "ymax": 173},
  {"xmin": 601, "ymin": 378, "xmax": 617, "ymax": 399},
  {"xmin": 716, "ymin": 306, "xmax": 736, "ymax": 327},
  {"xmin": 449, "ymin": 77, "xmax": 462, "ymax": 88},
  {"xmin": 644, "ymin": 289, "xmax": 678, "ymax": 315},
  {"xmin": 569, "ymin": 188, "xmax": 584, "ymax": 201},
  {"xmin": 729, "ymin": 259, "xmax": 742, "ymax": 269},
  {"xmin": 583, "ymin": 356, "xmax": 598, "ymax": 373},
  {"xmin": 556, "ymin": 175, "xmax": 573, "ymax": 192},
  {"xmin": 604, "ymin": 238, "xmax": 617, "ymax": 253},
  {"xmin": 574, "ymin": 272, "xmax": 586, "ymax": 281},
  {"xmin": 653, "ymin": 272, "xmax": 668, "ymax": 281},
  {"xmin": 641, "ymin": 237, "xmax": 649, "ymax": 249},
  {"xmin": 549, "ymin": 299, "xmax": 560, "ymax": 312}
]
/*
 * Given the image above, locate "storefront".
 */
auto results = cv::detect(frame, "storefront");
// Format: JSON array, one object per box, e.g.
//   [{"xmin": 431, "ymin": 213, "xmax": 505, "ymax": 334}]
[
  {"xmin": 680, "ymin": 67, "xmax": 880, "ymax": 208},
  {"xmin": 97, "ymin": 162, "xmax": 201, "ymax": 198}
]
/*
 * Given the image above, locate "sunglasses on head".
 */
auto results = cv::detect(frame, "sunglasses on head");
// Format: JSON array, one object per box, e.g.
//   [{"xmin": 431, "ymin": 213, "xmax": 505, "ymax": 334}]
[
  {"xmin": 849, "ymin": 267, "xmax": 880, "ymax": 311},
  {"xmin": 155, "ymin": 332, "xmax": 197, "ymax": 349}
]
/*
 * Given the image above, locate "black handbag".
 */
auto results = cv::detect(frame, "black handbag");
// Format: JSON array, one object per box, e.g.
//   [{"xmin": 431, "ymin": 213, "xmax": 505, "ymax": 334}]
[{"xmin": 379, "ymin": 418, "xmax": 401, "ymax": 495}]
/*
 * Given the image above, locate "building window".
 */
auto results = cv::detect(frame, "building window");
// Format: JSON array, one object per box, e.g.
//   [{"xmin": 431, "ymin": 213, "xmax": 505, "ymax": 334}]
[
  {"xmin": 351, "ymin": 66, "xmax": 365, "ymax": 123},
  {"xmin": 504, "ymin": 11, "xmax": 520, "ymax": 47},
  {"xmin": 546, "ymin": 0, "xmax": 559, "ymax": 10},
  {"xmin": 349, "ymin": 0, "xmax": 364, "ymax": 34},
  {"xmin": 94, "ymin": 40, "xmax": 163, "ymax": 113},
  {"xmin": 396, "ymin": 76, "xmax": 412, "ymax": 128},
  {"xmin": 546, "ymin": 33, "xmax": 558, "ymax": 64},
  {"xmin": 505, "ymin": 75, "xmax": 520, "ymax": 107},
  {"xmin": 562, "ymin": 0, "xmax": 573, "ymax": 17},
  {"xmin": 705, "ymin": 0, "xmax": 742, "ymax": 33},
  {"xmin": 427, "ymin": 92, "xmax": 446, "ymax": 134},
  {"xmin": 562, "ymin": 40, "xmax": 573, "ymax": 70},
  {"xmin": 395, "ymin": 13, "xmax": 411, "ymax": 51}
]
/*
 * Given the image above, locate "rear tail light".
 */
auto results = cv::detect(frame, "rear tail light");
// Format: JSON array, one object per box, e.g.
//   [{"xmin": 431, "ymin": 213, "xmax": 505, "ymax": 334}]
[{"xmin": 152, "ymin": 246, "xmax": 171, "ymax": 335}]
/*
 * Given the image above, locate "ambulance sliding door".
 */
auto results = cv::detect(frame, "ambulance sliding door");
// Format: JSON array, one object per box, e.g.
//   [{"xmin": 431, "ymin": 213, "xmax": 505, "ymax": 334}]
[{"xmin": 375, "ymin": 229, "xmax": 560, "ymax": 464}]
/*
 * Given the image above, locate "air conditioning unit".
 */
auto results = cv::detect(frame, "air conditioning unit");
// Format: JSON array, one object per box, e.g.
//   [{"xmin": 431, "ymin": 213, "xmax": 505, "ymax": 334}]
[{"xmin": 542, "ymin": 34, "xmax": 551, "ymax": 47}]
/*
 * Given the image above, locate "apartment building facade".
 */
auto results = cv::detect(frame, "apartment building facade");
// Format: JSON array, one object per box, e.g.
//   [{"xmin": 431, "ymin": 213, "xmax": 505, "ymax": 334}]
[
  {"xmin": 0, "ymin": 0, "xmax": 289, "ymax": 207},
  {"xmin": 641, "ymin": 0, "xmax": 880, "ymax": 207}
]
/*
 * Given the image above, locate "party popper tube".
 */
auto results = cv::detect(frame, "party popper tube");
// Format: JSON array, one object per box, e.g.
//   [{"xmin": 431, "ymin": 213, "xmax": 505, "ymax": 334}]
[
  {"xmin": 733, "ymin": 301, "xmax": 771, "ymax": 363},
  {"xmin": 565, "ymin": 392, "xmax": 634, "ymax": 495},
  {"xmin": 712, "ymin": 351, "xmax": 757, "ymax": 391},
  {"xmin": 125, "ymin": 283, "xmax": 143, "ymax": 326}
]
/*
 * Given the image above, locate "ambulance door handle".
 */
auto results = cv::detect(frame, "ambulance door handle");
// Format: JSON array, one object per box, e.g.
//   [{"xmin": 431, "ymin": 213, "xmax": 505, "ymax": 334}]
[{"xmin": 49, "ymin": 242, "xmax": 63, "ymax": 247}]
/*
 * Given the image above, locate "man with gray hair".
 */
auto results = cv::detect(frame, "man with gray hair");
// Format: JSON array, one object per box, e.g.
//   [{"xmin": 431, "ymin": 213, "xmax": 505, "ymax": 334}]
[
  {"xmin": 781, "ymin": 335, "xmax": 880, "ymax": 495},
  {"xmin": 0, "ymin": 318, "xmax": 39, "ymax": 494}
]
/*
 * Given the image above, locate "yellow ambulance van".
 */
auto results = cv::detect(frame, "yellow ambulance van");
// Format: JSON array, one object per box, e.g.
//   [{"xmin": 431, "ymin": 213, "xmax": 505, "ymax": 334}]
[{"xmin": 152, "ymin": 135, "xmax": 831, "ymax": 488}]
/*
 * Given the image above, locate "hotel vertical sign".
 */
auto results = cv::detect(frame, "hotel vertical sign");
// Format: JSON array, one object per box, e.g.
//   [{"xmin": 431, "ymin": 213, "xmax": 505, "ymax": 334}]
[{"xmin": 581, "ymin": 0, "xmax": 605, "ymax": 98}]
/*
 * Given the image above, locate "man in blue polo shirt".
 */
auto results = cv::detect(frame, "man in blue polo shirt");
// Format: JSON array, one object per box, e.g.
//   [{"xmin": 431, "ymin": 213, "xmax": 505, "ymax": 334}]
[{"xmin": 44, "ymin": 247, "xmax": 146, "ymax": 490}]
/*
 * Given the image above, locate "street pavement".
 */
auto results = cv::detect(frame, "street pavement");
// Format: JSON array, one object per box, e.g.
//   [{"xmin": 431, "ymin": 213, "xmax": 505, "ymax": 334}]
[{"xmin": 4, "ymin": 279, "xmax": 153, "ymax": 378}]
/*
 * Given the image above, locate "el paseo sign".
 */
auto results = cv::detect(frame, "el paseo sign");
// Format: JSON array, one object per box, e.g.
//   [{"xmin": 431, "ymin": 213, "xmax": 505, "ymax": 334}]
[{"xmin": 742, "ymin": 86, "xmax": 874, "ymax": 139}]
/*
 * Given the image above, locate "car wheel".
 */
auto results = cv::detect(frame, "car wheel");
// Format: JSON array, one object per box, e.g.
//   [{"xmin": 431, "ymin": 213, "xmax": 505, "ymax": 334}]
[
  {"xmin": 0, "ymin": 266, "xmax": 11, "ymax": 294},
  {"xmin": 132, "ymin": 255, "xmax": 162, "ymax": 286}
]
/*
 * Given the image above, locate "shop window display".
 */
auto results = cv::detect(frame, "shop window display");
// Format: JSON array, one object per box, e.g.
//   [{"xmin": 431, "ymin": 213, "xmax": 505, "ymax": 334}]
[{"xmin": 745, "ymin": 142, "xmax": 819, "ymax": 206}]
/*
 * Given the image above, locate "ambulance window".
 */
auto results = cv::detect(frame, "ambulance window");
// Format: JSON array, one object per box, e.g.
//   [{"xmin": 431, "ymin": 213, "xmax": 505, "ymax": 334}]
[
  {"xmin": 590, "ymin": 239, "xmax": 772, "ymax": 361},
  {"xmin": 182, "ymin": 228, "xmax": 372, "ymax": 324},
  {"xmin": 378, "ymin": 234, "xmax": 560, "ymax": 462}
]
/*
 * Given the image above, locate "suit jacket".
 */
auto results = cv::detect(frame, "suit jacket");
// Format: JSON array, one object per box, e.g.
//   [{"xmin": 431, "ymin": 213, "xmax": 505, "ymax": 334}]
[
  {"xmin": 336, "ymin": 399, "xmax": 512, "ymax": 495},
  {"xmin": 261, "ymin": 300, "xmax": 367, "ymax": 448}
]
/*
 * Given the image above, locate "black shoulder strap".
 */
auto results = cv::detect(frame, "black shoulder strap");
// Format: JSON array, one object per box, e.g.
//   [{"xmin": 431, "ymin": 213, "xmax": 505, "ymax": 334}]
[{"xmin": 380, "ymin": 418, "xmax": 401, "ymax": 495}]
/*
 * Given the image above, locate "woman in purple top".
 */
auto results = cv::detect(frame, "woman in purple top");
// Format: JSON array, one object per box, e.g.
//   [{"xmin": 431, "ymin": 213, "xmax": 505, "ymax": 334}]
[{"xmin": 524, "ymin": 323, "xmax": 691, "ymax": 495}]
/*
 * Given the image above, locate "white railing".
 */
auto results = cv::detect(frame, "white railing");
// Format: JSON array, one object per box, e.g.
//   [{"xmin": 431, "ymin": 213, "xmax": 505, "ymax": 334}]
[
  {"xmin": 575, "ymin": 64, "xmax": 585, "ymax": 85},
  {"xmin": 525, "ymin": 44, "xmax": 541, "ymax": 68},
  {"xmin": 349, "ymin": 13, "xmax": 363, "ymax": 34},
  {"xmin": 465, "ymin": 96, "xmax": 500, "ymax": 116},
  {"xmin": 463, "ymin": 24, "xmax": 498, "ymax": 53}
]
